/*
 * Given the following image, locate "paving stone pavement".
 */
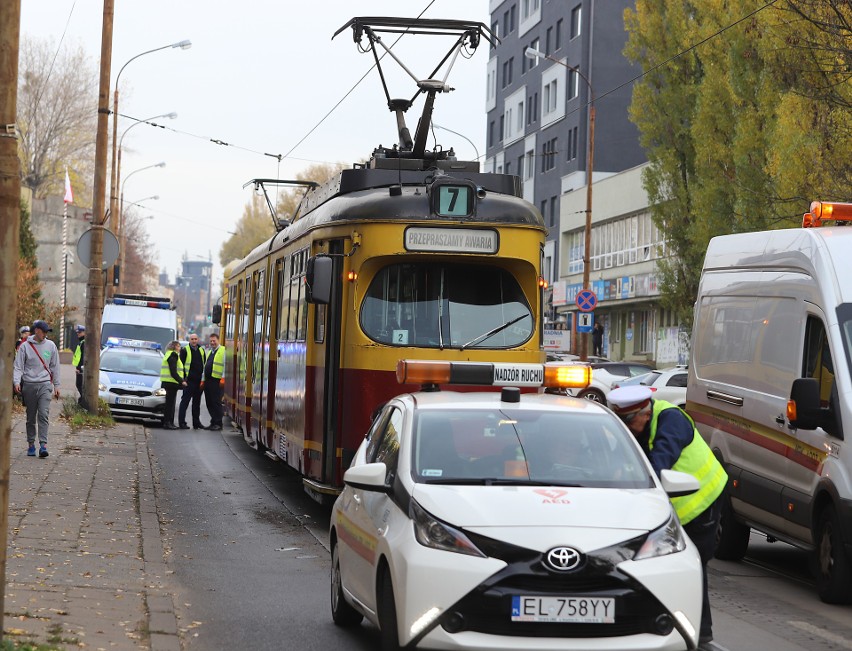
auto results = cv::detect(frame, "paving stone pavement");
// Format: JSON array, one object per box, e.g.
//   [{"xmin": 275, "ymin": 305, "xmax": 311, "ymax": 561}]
[{"xmin": 5, "ymin": 362, "xmax": 179, "ymax": 651}]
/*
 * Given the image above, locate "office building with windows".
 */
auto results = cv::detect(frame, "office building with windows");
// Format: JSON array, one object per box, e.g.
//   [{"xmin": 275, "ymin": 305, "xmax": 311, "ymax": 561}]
[{"xmin": 485, "ymin": 1, "xmax": 690, "ymax": 365}]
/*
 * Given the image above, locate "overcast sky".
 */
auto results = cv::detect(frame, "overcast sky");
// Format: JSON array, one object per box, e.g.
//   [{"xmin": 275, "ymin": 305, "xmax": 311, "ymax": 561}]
[{"xmin": 21, "ymin": 1, "xmax": 489, "ymax": 286}]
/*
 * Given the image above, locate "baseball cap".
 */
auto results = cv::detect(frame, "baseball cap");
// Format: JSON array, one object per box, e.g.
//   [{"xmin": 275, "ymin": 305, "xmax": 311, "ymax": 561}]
[
  {"xmin": 19, "ymin": 325, "xmax": 30, "ymax": 334},
  {"xmin": 31, "ymin": 320, "xmax": 53, "ymax": 333},
  {"xmin": 608, "ymin": 386, "xmax": 653, "ymax": 420},
  {"xmin": 75, "ymin": 324, "xmax": 86, "ymax": 333}
]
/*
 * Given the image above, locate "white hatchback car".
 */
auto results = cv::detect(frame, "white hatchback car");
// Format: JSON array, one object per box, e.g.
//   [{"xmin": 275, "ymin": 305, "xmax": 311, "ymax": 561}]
[
  {"xmin": 612, "ymin": 367, "xmax": 689, "ymax": 409},
  {"xmin": 330, "ymin": 360, "xmax": 703, "ymax": 651}
]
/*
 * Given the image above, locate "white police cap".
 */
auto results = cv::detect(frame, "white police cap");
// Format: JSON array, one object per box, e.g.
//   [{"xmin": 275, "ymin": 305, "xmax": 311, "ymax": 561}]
[{"xmin": 608, "ymin": 386, "xmax": 653, "ymax": 417}]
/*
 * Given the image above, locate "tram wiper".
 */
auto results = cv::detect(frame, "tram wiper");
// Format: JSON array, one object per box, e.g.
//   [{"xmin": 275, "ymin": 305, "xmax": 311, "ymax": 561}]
[{"xmin": 460, "ymin": 314, "xmax": 529, "ymax": 350}]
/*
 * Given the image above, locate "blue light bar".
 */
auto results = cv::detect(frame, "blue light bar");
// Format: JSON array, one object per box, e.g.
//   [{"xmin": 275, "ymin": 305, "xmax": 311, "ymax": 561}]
[
  {"xmin": 105, "ymin": 337, "xmax": 162, "ymax": 351},
  {"xmin": 112, "ymin": 297, "xmax": 171, "ymax": 309}
]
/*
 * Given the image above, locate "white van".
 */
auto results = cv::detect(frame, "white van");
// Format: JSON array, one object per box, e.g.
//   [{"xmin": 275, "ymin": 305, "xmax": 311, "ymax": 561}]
[
  {"xmin": 686, "ymin": 201, "xmax": 852, "ymax": 604},
  {"xmin": 101, "ymin": 294, "xmax": 178, "ymax": 350}
]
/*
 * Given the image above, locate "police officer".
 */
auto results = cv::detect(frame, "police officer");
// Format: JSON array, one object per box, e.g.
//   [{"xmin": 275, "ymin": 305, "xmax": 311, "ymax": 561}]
[
  {"xmin": 160, "ymin": 341, "xmax": 186, "ymax": 430},
  {"xmin": 16, "ymin": 325, "xmax": 30, "ymax": 351},
  {"xmin": 608, "ymin": 385, "xmax": 727, "ymax": 650},
  {"xmin": 72, "ymin": 324, "xmax": 87, "ymax": 407},
  {"xmin": 203, "ymin": 333, "xmax": 225, "ymax": 431},
  {"xmin": 177, "ymin": 333, "xmax": 207, "ymax": 429}
]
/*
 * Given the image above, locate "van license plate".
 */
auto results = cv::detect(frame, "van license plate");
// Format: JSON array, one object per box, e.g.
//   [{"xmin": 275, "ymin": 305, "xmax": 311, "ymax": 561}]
[
  {"xmin": 511, "ymin": 596, "xmax": 615, "ymax": 623},
  {"xmin": 116, "ymin": 397, "xmax": 143, "ymax": 406}
]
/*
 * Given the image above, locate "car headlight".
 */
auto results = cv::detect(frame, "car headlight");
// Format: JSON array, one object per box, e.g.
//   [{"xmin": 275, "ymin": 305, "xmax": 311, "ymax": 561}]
[
  {"xmin": 153, "ymin": 388, "xmax": 166, "ymax": 397},
  {"xmin": 633, "ymin": 509, "xmax": 687, "ymax": 560},
  {"xmin": 410, "ymin": 500, "xmax": 485, "ymax": 557},
  {"xmin": 98, "ymin": 383, "xmax": 107, "ymax": 392}
]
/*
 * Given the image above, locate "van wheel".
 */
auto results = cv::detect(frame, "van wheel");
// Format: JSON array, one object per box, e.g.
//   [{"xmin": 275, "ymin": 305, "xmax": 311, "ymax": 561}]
[
  {"xmin": 331, "ymin": 542, "xmax": 363, "ymax": 627},
  {"xmin": 714, "ymin": 494, "xmax": 749, "ymax": 561},
  {"xmin": 579, "ymin": 389, "xmax": 605, "ymax": 403},
  {"xmin": 814, "ymin": 505, "xmax": 852, "ymax": 604},
  {"xmin": 378, "ymin": 569, "xmax": 401, "ymax": 651}
]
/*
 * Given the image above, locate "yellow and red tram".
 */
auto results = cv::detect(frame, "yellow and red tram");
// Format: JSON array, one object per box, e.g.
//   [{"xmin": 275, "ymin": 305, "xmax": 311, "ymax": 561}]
[{"xmin": 217, "ymin": 17, "xmax": 547, "ymax": 501}]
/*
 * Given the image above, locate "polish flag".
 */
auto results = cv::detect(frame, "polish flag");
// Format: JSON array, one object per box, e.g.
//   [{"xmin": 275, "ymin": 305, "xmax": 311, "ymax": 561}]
[{"xmin": 64, "ymin": 168, "xmax": 74, "ymax": 204}]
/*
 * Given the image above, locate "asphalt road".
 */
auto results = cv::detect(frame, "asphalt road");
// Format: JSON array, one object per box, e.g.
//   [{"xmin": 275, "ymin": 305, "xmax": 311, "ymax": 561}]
[
  {"xmin": 148, "ymin": 422, "xmax": 383, "ymax": 651},
  {"xmin": 146, "ymin": 415, "xmax": 852, "ymax": 651}
]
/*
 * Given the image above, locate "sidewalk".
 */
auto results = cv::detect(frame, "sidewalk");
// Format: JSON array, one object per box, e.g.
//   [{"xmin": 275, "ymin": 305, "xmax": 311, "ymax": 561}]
[{"xmin": 5, "ymin": 362, "xmax": 179, "ymax": 651}]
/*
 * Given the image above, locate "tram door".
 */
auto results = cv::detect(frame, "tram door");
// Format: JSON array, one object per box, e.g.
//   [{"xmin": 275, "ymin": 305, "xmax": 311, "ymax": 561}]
[
  {"xmin": 321, "ymin": 241, "xmax": 345, "ymax": 485},
  {"xmin": 241, "ymin": 273, "xmax": 255, "ymax": 439},
  {"xmin": 250, "ymin": 269, "xmax": 269, "ymax": 446}
]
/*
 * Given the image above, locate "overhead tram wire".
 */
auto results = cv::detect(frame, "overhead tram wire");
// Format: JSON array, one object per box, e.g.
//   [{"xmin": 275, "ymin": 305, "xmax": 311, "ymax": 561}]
[
  {"xmin": 115, "ymin": 1, "xmax": 780, "ymax": 173},
  {"xmin": 116, "ymin": 112, "xmax": 335, "ymax": 167}
]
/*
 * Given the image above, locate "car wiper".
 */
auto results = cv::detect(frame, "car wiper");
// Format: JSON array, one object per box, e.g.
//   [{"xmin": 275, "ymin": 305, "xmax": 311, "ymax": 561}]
[
  {"xmin": 460, "ymin": 314, "xmax": 529, "ymax": 350},
  {"xmin": 423, "ymin": 478, "xmax": 578, "ymax": 487}
]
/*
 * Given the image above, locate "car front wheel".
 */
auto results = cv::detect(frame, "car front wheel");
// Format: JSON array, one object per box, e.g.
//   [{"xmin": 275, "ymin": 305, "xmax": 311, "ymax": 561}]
[
  {"xmin": 813, "ymin": 505, "xmax": 852, "ymax": 604},
  {"xmin": 331, "ymin": 542, "xmax": 363, "ymax": 626},
  {"xmin": 579, "ymin": 388, "xmax": 606, "ymax": 403}
]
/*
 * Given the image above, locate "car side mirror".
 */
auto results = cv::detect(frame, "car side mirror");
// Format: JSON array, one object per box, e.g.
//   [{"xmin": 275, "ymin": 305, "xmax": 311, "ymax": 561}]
[
  {"xmin": 343, "ymin": 462, "xmax": 391, "ymax": 493},
  {"xmin": 660, "ymin": 469, "xmax": 700, "ymax": 497},
  {"xmin": 305, "ymin": 255, "xmax": 333, "ymax": 305},
  {"xmin": 789, "ymin": 377, "xmax": 838, "ymax": 436},
  {"xmin": 211, "ymin": 304, "xmax": 222, "ymax": 325}
]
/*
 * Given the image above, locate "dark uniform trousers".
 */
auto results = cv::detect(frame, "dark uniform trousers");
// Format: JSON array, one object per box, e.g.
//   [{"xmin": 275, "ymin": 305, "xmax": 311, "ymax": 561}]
[
  {"xmin": 204, "ymin": 378, "xmax": 223, "ymax": 428},
  {"xmin": 178, "ymin": 378, "xmax": 204, "ymax": 427}
]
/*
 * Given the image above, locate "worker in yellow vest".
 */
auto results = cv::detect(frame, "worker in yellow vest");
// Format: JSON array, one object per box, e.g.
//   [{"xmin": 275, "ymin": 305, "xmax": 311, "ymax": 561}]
[
  {"xmin": 203, "ymin": 333, "xmax": 226, "ymax": 431},
  {"xmin": 71, "ymin": 324, "xmax": 87, "ymax": 408},
  {"xmin": 160, "ymin": 341, "xmax": 186, "ymax": 430},
  {"xmin": 608, "ymin": 385, "xmax": 727, "ymax": 651}
]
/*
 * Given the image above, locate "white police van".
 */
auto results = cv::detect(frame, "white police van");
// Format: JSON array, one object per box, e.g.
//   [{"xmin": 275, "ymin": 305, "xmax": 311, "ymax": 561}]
[
  {"xmin": 101, "ymin": 294, "xmax": 177, "ymax": 350},
  {"xmin": 686, "ymin": 200, "xmax": 852, "ymax": 604}
]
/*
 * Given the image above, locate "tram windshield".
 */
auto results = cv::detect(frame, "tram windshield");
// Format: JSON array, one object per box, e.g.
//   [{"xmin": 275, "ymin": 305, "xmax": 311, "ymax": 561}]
[{"xmin": 361, "ymin": 263, "xmax": 533, "ymax": 349}]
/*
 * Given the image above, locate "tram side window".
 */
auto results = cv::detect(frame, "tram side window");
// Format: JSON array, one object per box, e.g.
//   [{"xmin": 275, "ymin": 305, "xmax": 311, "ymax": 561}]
[
  {"xmin": 225, "ymin": 283, "xmax": 236, "ymax": 340},
  {"xmin": 277, "ymin": 262, "xmax": 290, "ymax": 341}
]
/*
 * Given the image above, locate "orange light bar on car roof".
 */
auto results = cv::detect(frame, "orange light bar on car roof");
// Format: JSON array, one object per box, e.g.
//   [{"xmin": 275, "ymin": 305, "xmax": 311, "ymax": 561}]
[
  {"xmin": 396, "ymin": 359, "xmax": 590, "ymax": 389},
  {"xmin": 803, "ymin": 201, "xmax": 852, "ymax": 228},
  {"xmin": 544, "ymin": 364, "xmax": 591, "ymax": 389}
]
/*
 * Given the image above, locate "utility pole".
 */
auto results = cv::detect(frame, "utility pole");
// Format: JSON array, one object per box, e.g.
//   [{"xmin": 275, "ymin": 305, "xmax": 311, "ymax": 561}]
[
  {"xmin": 0, "ymin": 1, "xmax": 23, "ymax": 641},
  {"xmin": 83, "ymin": 0, "xmax": 115, "ymax": 414}
]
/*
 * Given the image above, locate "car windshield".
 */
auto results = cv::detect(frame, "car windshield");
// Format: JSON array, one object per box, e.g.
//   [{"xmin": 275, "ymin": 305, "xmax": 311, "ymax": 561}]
[
  {"xmin": 100, "ymin": 349, "xmax": 162, "ymax": 376},
  {"xmin": 102, "ymin": 324, "xmax": 174, "ymax": 350},
  {"xmin": 360, "ymin": 263, "xmax": 533, "ymax": 349},
  {"xmin": 411, "ymin": 408, "xmax": 654, "ymax": 488}
]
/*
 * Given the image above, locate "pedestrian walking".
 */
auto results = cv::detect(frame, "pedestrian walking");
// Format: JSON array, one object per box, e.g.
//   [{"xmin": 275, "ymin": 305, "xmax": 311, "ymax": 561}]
[
  {"xmin": 72, "ymin": 324, "xmax": 87, "ymax": 408},
  {"xmin": 13, "ymin": 320, "xmax": 61, "ymax": 458},
  {"xmin": 178, "ymin": 333, "xmax": 207, "ymax": 429},
  {"xmin": 607, "ymin": 385, "xmax": 727, "ymax": 650},
  {"xmin": 592, "ymin": 321, "xmax": 604, "ymax": 357},
  {"xmin": 160, "ymin": 341, "xmax": 186, "ymax": 430},
  {"xmin": 203, "ymin": 333, "xmax": 225, "ymax": 431}
]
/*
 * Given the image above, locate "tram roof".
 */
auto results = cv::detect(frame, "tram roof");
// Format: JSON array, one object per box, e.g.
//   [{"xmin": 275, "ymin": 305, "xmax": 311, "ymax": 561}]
[{"xmin": 228, "ymin": 166, "xmax": 544, "ymax": 276}]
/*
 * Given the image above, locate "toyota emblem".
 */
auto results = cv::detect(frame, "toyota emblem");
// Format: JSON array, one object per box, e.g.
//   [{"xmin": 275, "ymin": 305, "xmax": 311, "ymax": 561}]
[{"xmin": 545, "ymin": 546, "xmax": 582, "ymax": 571}]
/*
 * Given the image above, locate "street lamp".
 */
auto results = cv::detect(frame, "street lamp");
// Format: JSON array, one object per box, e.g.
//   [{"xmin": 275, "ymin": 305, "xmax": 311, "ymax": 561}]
[
  {"xmin": 525, "ymin": 47, "xmax": 596, "ymax": 361},
  {"xmin": 432, "ymin": 122, "xmax": 480, "ymax": 161},
  {"xmin": 118, "ymin": 163, "xmax": 165, "ymax": 292},
  {"xmin": 108, "ymin": 40, "xmax": 190, "ymax": 292}
]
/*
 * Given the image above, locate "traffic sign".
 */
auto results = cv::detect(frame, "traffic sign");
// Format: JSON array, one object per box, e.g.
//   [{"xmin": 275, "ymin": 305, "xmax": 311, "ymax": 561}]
[
  {"xmin": 576, "ymin": 312, "xmax": 594, "ymax": 333},
  {"xmin": 576, "ymin": 289, "xmax": 598, "ymax": 312}
]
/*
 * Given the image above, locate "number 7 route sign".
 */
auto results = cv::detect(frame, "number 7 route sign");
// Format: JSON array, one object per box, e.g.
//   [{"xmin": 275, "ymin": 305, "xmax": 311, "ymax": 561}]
[{"xmin": 576, "ymin": 289, "xmax": 598, "ymax": 313}]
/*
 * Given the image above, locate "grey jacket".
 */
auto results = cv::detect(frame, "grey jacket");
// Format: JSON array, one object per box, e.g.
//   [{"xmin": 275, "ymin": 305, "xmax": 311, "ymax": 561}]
[{"xmin": 13, "ymin": 336, "xmax": 61, "ymax": 386}]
